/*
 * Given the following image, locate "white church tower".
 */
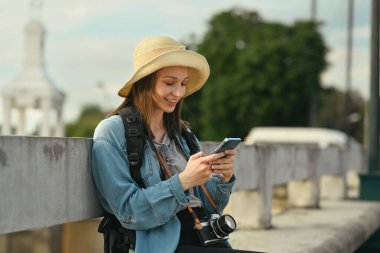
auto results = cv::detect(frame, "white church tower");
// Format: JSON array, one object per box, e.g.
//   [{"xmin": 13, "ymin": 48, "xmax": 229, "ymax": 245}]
[{"xmin": 1, "ymin": 0, "xmax": 65, "ymax": 136}]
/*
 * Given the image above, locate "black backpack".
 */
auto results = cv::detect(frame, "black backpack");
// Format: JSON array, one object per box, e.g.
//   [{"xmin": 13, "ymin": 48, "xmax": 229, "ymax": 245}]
[{"xmin": 98, "ymin": 105, "xmax": 200, "ymax": 253}]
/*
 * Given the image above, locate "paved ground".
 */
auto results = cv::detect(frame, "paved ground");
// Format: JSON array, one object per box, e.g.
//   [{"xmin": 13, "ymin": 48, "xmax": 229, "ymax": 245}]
[{"xmin": 229, "ymin": 200, "xmax": 380, "ymax": 253}]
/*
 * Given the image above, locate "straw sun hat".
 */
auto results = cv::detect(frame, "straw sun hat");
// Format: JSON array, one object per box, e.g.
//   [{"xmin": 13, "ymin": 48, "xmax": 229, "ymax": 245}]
[{"xmin": 118, "ymin": 35, "xmax": 210, "ymax": 98}]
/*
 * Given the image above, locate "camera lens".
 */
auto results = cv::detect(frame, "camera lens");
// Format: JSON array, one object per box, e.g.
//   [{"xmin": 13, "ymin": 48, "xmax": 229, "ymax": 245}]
[{"xmin": 212, "ymin": 214, "xmax": 236, "ymax": 237}]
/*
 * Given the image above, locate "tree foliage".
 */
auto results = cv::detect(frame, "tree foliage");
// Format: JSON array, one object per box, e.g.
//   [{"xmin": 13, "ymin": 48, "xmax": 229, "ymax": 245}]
[
  {"xmin": 65, "ymin": 105, "xmax": 105, "ymax": 138},
  {"xmin": 183, "ymin": 8, "xmax": 328, "ymax": 141},
  {"xmin": 317, "ymin": 87, "xmax": 365, "ymax": 143}
]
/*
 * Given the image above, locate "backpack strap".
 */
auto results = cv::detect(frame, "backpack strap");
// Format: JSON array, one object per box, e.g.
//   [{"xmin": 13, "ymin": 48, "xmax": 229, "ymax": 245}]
[
  {"xmin": 98, "ymin": 105, "xmax": 146, "ymax": 252},
  {"xmin": 118, "ymin": 108, "xmax": 200, "ymax": 193},
  {"xmin": 118, "ymin": 106, "xmax": 146, "ymax": 189},
  {"xmin": 181, "ymin": 128, "xmax": 201, "ymax": 155}
]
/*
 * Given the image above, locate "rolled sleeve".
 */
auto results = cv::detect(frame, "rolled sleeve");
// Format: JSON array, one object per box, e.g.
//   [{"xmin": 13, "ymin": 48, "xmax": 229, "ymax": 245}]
[
  {"xmin": 216, "ymin": 174, "xmax": 236, "ymax": 193},
  {"xmin": 197, "ymin": 174, "xmax": 236, "ymax": 214},
  {"xmin": 168, "ymin": 174, "xmax": 190, "ymax": 207}
]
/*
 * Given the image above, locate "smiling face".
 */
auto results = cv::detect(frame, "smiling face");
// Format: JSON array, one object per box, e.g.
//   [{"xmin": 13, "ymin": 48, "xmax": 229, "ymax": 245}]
[{"xmin": 152, "ymin": 66, "xmax": 189, "ymax": 114}]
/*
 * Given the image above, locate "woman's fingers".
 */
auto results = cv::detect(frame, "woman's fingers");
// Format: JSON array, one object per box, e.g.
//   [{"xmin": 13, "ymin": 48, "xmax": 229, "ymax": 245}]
[
  {"xmin": 210, "ymin": 163, "xmax": 233, "ymax": 171},
  {"xmin": 209, "ymin": 155, "xmax": 234, "ymax": 165},
  {"xmin": 225, "ymin": 149, "xmax": 237, "ymax": 156},
  {"xmin": 209, "ymin": 149, "xmax": 237, "ymax": 183},
  {"xmin": 181, "ymin": 150, "xmax": 236, "ymax": 189},
  {"xmin": 198, "ymin": 152, "xmax": 225, "ymax": 165},
  {"xmin": 189, "ymin": 151, "xmax": 205, "ymax": 160}
]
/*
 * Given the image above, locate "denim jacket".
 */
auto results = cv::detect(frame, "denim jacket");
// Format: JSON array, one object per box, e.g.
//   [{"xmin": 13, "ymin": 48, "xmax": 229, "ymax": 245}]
[{"xmin": 91, "ymin": 115, "xmax": 236, "ymax": 253}]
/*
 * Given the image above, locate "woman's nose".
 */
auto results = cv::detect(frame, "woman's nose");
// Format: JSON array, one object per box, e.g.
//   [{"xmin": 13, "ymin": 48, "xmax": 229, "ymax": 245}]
[{"xmin": 172, "ymin": 85, "xmax": 185, "ymax": 97}]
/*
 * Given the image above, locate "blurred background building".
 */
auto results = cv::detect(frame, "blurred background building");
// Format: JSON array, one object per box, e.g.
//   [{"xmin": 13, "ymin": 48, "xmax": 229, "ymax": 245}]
[
  {"xmin": 0, "ymin": 1, "xmax": 68, "ymax": 253},
  {"xmin": 1, "ymin": 0, "xmax": 65, "ymax": 137}
]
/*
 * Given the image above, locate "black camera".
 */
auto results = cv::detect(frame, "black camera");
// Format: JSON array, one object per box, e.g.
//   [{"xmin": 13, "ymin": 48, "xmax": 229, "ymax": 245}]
[{"xmin": 195, "ymin": 214, "xmax": 237, "ymax": 246}]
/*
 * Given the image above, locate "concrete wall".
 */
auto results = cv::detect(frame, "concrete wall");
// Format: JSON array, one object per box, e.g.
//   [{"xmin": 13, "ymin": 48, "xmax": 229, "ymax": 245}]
[
  {"xmin": 0, "ymin": 136, "xmax": 366, "ymax": 253},
  {"xmin": 61, "ymin": 221, "xmax": 103, "ymax": 253},
  {"xmin": 0, "ymin": 227, "xmax": 61, "ymax": 253},
  {"xmin": 0, "ymin": 137, "xmax": 365, "ymax": 234},
  {"xmin": 0, "ymin": 136, "xmax": 103, "ymax": 234}
]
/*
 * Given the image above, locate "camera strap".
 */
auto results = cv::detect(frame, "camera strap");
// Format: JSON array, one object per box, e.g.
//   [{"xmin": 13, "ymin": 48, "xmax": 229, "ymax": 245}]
[{"xmin": 154, "ymin": 148, "xmax": 219, "ymax": 230}]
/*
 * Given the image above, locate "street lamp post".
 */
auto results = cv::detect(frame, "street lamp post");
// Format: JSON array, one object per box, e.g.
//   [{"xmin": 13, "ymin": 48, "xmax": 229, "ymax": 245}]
[{"xmin": 360, "ymin": 0, "xmax": 380, "ymax": 200}]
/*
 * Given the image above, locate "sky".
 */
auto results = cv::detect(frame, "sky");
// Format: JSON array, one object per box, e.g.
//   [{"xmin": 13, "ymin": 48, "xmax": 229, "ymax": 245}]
[{"xmin": 0, "ymin": 0, "xmax": 371, "ymax": 133}]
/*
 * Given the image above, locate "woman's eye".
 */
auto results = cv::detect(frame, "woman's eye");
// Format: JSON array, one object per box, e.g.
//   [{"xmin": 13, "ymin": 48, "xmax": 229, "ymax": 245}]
[
  {"xmin": 181, "ymin": 82, "xmax": 187, "ymax": 87},
  {"xmin": 165, "ymin": 82, "xmax": 174, "ymax": 86}
]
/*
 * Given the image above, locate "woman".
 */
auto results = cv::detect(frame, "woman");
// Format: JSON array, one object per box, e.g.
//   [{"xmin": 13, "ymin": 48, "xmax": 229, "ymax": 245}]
[{"xmin": 92, "ymin": 36, "xmax": 257, "ymax": 253}]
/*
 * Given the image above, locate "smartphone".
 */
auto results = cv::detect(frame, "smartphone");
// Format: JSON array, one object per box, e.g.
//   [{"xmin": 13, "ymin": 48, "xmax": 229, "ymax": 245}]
[{"xmin": 212, "ymin": 137, "xmax": 241, "ymax": 154}]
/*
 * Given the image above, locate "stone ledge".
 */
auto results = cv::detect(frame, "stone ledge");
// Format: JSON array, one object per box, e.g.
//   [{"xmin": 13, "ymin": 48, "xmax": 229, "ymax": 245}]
[{"xmin": 229, "ymin": 200, "xmax": 380, "ymax": 253}]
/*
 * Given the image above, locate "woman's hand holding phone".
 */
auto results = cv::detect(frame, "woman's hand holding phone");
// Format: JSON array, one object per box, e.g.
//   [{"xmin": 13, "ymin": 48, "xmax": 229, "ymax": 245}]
[
  {"xmin": 210, "ymin": 137, "xmax": 240, "ymax": 182},
  {"xmin": 179, "ymin": 137, "xmax": 240, "ymax": 190},
  {"xmin": 209, "ymin": 149, "xmax": 237, "ymax": 182},
  {"xmin": 179, "ymin": 152, "xmax": 226, "ymax": 191}
]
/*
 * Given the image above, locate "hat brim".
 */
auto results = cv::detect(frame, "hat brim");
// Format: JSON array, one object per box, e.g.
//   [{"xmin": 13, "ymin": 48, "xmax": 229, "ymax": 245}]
[{"xmin": 118, "ymin": 49, "xmax": 210, "ymax": 98}]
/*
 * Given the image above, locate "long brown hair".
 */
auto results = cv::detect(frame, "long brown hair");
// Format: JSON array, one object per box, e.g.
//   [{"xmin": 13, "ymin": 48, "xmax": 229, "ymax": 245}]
[{"xmin": 108, "ymin": 72, "xmax": 189, "ymax": 140}]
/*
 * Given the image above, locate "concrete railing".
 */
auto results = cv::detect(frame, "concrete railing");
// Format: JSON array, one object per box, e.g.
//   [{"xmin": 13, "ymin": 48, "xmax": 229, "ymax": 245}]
[
  {"xmin": 0, "ymin": 136, "xmax": 365, "ymax": 234},
  {"xmin": 0, "ymin": 136, "xmax": 102, "ymax": 234},
  {"xmin": 201, "ymin": 142, "xmax": 366, "ymax": 229}
]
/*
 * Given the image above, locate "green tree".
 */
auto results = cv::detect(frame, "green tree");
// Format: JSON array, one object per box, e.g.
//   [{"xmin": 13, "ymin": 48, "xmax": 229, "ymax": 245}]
[
  {"xmin": 183, "ymin": 8, "xmax": 328, "ymax": 141},
  {"xmin": 317, "ymin": 87, "xmax": 365, "ymax": 143},
  {"xmin": 65, "ymin": 105, "xmax": 105, "ymax": 138}
]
